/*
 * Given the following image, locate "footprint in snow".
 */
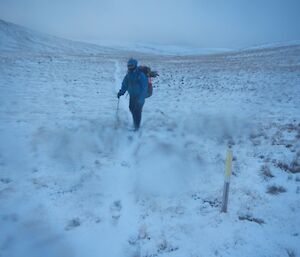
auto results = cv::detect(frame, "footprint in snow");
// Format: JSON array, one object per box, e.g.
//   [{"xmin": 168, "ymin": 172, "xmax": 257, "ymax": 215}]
[
  {"xmin": 1, "ymin": 213, "xmax": 19, "ymax": 222},
  {"xmin": 110, "ymin": 200, "xmax": 122, "ymax": 225},
  {"xmin": 0, "ymin": 178, "xmax": 12, "ymax": 184},
  {"xmin": 65, "ymin": 218, "xmax": 81, "ymax": 231}
]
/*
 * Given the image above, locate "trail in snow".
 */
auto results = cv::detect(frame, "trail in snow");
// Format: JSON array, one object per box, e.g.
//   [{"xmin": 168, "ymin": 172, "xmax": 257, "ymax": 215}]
[
  {"xmin": 99, "ymin": 59, "xmax": 143, "ymax": 256},
  {"xmin": 113, "ymin": 60, "xmax": 122, "ymax": 128},
  {"xmin": 0, "ymin": 20, "xmax": 300, "ymax": 257},
  {"xmin": 114, "ymin": 60, "xmax": 122, "ymax": 91},
  {"xmin": 113, "ymin": 59, "xmax": 133, "ymax": 130}
]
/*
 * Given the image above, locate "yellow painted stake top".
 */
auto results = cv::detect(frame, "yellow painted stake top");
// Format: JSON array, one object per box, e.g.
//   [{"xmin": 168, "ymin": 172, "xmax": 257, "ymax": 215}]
[{"xmin": 225, "ymin": 149, "xmax": 233, "ymax": 180}]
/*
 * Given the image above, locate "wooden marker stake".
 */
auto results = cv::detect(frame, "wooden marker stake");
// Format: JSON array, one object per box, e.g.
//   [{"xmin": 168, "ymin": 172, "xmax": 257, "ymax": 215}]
[{"xmin": 221, "ymin": 149, "xmax": 233, "ymax": 213}]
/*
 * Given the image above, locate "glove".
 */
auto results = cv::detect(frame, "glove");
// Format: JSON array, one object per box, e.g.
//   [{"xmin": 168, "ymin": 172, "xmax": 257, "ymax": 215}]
[{"xmin": 117, "ymin": 91, "xmax": 122, "ymax": 98}]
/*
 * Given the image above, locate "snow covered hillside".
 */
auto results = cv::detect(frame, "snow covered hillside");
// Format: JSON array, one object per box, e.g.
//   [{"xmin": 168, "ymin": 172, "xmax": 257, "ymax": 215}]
[
  {"xmin": 0, "ymin": 20, "xmax": 300, "ymax": 257},
  {"xmin": 0, "ymin": 19, "xmax": 119, "ymax": 55},
  {"xmin": 83, "ymin": 40, "xmax": 233, "ymax": 56}
]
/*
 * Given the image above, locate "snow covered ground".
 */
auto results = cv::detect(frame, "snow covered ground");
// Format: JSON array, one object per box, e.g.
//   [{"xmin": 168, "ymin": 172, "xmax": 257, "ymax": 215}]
[
  {"xmin": 0, "ymin": 20, "xmax": 300, "ymax": 257},
  {"xmin": 80, "ymin": 40, "xmax": 233, "ymax": 56}
]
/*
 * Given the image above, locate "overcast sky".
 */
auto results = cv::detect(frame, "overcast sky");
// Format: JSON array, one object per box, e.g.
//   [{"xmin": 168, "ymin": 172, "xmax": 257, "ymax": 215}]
[{"xmin": 0, "ymin": 0, "xmax": 300, "ymax": 48}]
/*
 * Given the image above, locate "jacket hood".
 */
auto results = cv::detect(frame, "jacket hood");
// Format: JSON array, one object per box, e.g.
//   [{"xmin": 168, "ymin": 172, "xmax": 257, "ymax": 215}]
[{"xmin": 127, "ymin": 58, "xmax": 138, "ymax": 68}]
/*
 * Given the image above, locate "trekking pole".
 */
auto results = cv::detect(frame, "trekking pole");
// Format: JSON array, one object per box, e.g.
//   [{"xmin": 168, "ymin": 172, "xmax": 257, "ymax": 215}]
[{"xmin": 115, "ymin": 98, "xmax": 120, "ymax": 128}]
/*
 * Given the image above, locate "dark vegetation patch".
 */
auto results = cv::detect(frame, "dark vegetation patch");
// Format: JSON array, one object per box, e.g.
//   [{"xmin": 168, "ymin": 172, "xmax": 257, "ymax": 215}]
[
  {"xmin": 260, "ymin": 165, "xmax": 274, "ymax": 180},
  {"xmin": 157, "ymin": 239, "xmax": 179, "ymax": 254},
  {"xmin": 202, "ymin": 198, "xmax": 222, "ymax": 208},
  {"xmin": 238, "ymin": 215, "xmax": 265, "ymax": 225},
  {"xmin": 65, "ymin": 218, "xmax": 81, "ymax": 231},
  {"xmin": 267, "ymin": 185, "xmax": 287, "ymax": 195},
  {"xmin": 191, "ymin": 194, "xmax": 222, "ymax": 208},
  {"xmin": 285, "ymin": 123, "xmax": 299, "ymax": 131},
  {"xmin": 276, "ymin": 160, "xmax": 300, "ymax": 174}
]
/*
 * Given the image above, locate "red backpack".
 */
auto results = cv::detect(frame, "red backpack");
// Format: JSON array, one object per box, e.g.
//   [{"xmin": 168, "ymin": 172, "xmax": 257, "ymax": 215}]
[{"xmin": 138, "ymin": 66, "xmax": 159, "ymax": 98}]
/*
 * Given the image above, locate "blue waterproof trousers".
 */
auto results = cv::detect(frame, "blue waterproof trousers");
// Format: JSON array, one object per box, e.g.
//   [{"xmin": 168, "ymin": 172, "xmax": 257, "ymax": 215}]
[{"xmin": 129, "ymin": 96, "xmax": 143, "ymax": 129}]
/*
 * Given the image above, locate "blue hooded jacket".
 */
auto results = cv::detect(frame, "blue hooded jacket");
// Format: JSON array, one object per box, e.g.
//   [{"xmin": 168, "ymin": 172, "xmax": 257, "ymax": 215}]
[{"xmin": 119, "ymin": 59, "xmax": 148, "ymax": 105}]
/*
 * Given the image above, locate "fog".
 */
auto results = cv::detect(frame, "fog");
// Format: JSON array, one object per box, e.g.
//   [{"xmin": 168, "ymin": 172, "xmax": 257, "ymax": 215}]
[{"xmin": 1, "ymin": 0, "xmax": 300, "ymax": 48}]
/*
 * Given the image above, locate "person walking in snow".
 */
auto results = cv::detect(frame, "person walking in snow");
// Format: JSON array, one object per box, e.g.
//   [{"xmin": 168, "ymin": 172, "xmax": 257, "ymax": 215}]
[{"xmin": 117, "ymin": 58, "xmax": 148, "ymax": 130}]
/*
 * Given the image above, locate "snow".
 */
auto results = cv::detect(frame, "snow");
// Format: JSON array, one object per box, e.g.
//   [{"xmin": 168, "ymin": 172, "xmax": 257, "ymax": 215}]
[
  {"xmin": 81, "ymin": 40, "xmax": 233, "ymax": 56},
  {"xmin": 1, "ymin": 20, "xmax": 300, "ymax": 257},
  {"xmin": 0, "ymin": 19, "xmax": 118, "ymax": 55}
]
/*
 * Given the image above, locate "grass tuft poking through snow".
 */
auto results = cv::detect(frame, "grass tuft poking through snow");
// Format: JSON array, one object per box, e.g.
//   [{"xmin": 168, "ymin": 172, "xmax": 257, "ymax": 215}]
[{"xmin": 267, "ymin": 185, "xmax": 287, "ymax": 195}]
